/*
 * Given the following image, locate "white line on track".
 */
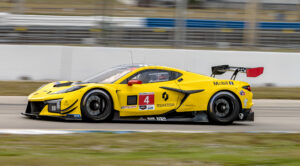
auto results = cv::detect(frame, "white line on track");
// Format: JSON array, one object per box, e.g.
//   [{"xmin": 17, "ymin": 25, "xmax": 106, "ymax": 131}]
[{"xmin": 0, "ymin": 129, "xmax": 299, "ymax": 135}]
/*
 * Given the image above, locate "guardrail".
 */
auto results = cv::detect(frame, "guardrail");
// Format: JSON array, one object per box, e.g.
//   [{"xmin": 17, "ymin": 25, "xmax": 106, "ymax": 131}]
[{"xmin": 2, "ymin": 13, "xmax": 300, "ymax": 30}]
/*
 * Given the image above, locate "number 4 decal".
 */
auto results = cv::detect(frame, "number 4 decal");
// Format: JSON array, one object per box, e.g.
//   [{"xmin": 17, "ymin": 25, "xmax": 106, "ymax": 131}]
[
  {"xmin": 139, "ymin": 92, "xmax": 155, "ymax": 110},
  {"xmin": 144, "ymin": 96, "xmax": 150, "ymax": 104}
]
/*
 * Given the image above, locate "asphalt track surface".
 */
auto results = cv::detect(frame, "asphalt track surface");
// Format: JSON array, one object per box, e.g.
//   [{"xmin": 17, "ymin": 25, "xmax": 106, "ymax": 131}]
[{"xmin": 0, "ymin": 96, "xmax": 300, "ymax": 132}]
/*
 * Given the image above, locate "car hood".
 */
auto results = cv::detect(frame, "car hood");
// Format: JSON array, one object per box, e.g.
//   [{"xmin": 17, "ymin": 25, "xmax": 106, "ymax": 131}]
[{"xmin": 29, "ymin": 81, "xmax": 98, "ymax": 99}]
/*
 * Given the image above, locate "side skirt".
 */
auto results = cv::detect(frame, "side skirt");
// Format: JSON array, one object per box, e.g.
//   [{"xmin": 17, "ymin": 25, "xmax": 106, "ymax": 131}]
[
  {"xmin": 113, "ymin": 110, "xmax": 209, "ymax": 122},
  {"xmin": 21, "ymin": 113, "xmax": 82, "ymax": 121}
]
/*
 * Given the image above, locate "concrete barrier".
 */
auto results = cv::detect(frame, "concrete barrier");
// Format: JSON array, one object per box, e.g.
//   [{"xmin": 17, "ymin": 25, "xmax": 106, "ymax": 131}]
[
  {"xmin": 0, "ymin": 44, "xmax": 299, "ymax": 86},
  {"xmin": 0, "ymin": 96, "xmax": 27, "ymax": 105}
]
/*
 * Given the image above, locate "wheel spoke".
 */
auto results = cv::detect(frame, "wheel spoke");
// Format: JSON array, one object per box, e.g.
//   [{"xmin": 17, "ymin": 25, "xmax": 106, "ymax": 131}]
[
  {"xmin": 86, "ymin": 95, "xmax": 102, "ymax": 116},
  {"xmin": 102, "ymin": 99, "xmax": 106, "ymax": 112},
  {"xmin": 214, "ymin": 98, "xmax": 231, "ymax": 118},
  {"xmin": 208, "ymin": 92, "xmax": 240, "ymax": 124},
  {"xmin": 99, "ymin": 98, "xmax": 103, "ymax": 113}
]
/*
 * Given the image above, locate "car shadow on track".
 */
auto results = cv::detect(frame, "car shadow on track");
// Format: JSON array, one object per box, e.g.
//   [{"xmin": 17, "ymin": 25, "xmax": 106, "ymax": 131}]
[{"xmin": 22, "ymin": 115, "xmax": 252, "ymax": 126}]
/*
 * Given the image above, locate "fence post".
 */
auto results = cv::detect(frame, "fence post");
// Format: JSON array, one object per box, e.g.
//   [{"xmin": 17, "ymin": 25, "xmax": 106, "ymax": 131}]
[
  {"xmin": 14, "ymin": 0, "xmax": 25, "ymax": 14},
  {"xmin": 174, "ymin": 0, "xmax": 187, "ymax": 48},
  {"xmin": 298, "ymin": 0, "xmax": 300, "ymax": 21},
  {"xmin": 95, "ymin": 0, "xmax": 113, "ymax": 46},
  {"xmin": 244, "ymin": 0, "xmax": 259, "ymax": 48}
]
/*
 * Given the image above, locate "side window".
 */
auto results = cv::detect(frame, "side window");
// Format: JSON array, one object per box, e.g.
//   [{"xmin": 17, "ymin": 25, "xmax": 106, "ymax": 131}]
[
  {"xmin": 132, "ymin": 70, "xmax": 170, "ymax": 83},
  {"xmin": 123, "ymin": 69, "xmax": 182, "ymax": 84},
  {"xmin": 171, "ymin": 71, "xmax": 182, "ymax": 80}
]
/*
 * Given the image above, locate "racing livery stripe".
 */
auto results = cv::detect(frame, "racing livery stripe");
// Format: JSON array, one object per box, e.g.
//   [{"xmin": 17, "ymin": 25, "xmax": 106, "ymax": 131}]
[
  {"xmin": 60, "ymin": 99, "xmax": 78, "ymax": 113},
  {"xmin": 160, "ymin": 87, "xmax": 204, "ymax": 108}
]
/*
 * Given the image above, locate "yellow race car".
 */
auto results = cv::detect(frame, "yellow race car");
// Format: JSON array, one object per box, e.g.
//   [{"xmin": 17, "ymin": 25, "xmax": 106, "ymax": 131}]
[{"xmin": 23, "ymin": 64, "xmax": 263, "ymax": 124}]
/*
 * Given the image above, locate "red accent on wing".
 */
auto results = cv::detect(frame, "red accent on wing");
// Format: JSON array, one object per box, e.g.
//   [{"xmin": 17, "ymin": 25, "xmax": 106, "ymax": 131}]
[{"xmin": 246, "ymin": 67, "xmax": 264, "ymax": 77}]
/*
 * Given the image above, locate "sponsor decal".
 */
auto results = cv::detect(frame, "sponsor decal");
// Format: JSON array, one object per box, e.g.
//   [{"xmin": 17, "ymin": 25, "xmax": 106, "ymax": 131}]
[
  {"xmin": 139, "ymin": 92, "xmax": 155, "ymax": 110},
  {"xmin": 157, "ymin": 103, "xmax": 175, "ymax": 107},
  {"xmin": 213, "ymin": 81, "xmax": 234, "ymax": 86},
  {"xmin": 146, "ymin": 117, "xmax": 167, "ymax": 121},
  {"xmin": 240, "ymin": 90, "xmax": 246, "ymax": 96},
  {"xmin": 139, "ymin": 105, "xmax": 155, "ymax": 110},
  {"xmin": 147, "ymin": 117, "xmax": 156, "ymax": 120},
  {"xmin": 156, "ymin": 117, "xmax": 167, "ymax": 121},
  {"xmin": 162, "ymin": 92, "xmax": 169, "ymax": 101},
  {"xmin": 244, "ymin": 99, "xmax": 248, "ymax": 107},
  {"xmin": 66, "ymin": 114, "xmax": 81, "ymax": 120},
  {"xmin": 148, "ymin": 105, "xmax": 155, "ymax": 110},
  {"xmin": 72, "ymin": 114, "xmax": 81, "ymax": 118},
  {"xmin": 121, "ymin": 105, "xmax": 137, "ymax": 109},
  {"xmin": 139, "ymin": 105, "xmax": 147, "ymax": 110},
  {"xmin": 183, "ymin": 104, "xmax": 196, "ymax": 107}
]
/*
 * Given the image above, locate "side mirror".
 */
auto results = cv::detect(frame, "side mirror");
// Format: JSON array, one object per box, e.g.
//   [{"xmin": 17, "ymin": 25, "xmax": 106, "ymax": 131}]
[{"xmin": 128, "ymin": 80, "xmax": 142, "ymax": 86}]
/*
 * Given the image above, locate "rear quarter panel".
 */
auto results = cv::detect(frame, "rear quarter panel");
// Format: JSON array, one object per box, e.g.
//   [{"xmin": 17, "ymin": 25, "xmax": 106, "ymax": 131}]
[{"xmin": 176, "ymin": 73, "xmax": 252, "ymax": 112}]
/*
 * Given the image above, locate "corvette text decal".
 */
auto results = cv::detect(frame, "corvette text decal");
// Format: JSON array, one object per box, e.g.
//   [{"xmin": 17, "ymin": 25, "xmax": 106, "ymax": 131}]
[
  {"xmin": 213, "ymin": 81, "xmax": 234, "ymax": 86},
  {"xmin": 139, "ymin": 92, "xmax": 155, "ymax": 110}
]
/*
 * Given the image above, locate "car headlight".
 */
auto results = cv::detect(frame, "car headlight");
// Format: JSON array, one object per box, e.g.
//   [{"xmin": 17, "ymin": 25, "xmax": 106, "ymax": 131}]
[
  {"xmin": 52, "ymin": 86, "xmax": 85, "ymax": 94},
  {"xmin": 47, "ymin": 99, "xmax": 61, "ymax": 113}
]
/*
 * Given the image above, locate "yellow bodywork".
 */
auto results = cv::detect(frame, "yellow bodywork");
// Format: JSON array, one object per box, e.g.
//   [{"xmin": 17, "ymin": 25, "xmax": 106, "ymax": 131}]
[{"xmin": 27, "ymin": 65, "xmax": 253, "ymax": 119}]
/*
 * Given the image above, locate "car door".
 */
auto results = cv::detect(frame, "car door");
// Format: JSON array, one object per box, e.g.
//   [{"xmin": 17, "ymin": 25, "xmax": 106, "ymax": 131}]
[{"xmin": 116, "ymin": 69, "xmax": 183, "ymax": 117}]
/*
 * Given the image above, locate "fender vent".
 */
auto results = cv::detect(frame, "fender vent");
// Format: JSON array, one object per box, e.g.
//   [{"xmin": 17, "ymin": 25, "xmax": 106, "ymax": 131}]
[{"xmin": 54, "ymin": 82, "xmax": 73, "ymax": 87}]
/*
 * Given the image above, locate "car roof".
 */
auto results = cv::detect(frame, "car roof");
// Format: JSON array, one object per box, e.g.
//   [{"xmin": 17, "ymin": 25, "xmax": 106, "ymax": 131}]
[{"xmin": 116, "ymin": 64, "xmax": 185, "ymax": 72}]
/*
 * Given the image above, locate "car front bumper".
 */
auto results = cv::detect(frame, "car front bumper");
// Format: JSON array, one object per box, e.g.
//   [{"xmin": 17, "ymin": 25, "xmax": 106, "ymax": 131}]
[
  {"xmin": 23, "ymin": 100, "xmax": 82, "ymax": 120},
  {"xmin": 22, "ymin": 112, "xmax": 82, "ymax": 121}
]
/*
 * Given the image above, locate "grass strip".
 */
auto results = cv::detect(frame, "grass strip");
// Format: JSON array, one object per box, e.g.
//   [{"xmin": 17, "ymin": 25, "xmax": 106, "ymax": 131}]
[
  {"xmin": 0, "ymin": 0, "xmax": 299, "ymax": 22},
  {"xmin": 253, "ymin": 87, "xmax": 300, "ymax": 99},
  {"xmin": 0, "ymin": 132, "xmax": 300, "ymax": 166}
]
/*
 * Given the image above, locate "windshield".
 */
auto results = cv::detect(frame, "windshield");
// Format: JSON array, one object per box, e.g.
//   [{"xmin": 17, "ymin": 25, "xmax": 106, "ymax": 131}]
[{"xmin": 82, "ymin": 65, "xmax": 141, "ymax": 84}]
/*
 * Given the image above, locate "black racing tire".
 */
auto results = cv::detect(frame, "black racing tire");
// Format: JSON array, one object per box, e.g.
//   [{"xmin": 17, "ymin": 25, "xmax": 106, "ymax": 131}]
[
  {"xmin": 207, "ymin": 91, "xmax": 240, "ymax": 125},
  {"xmin": 81, "ymin": 89, "xmax": 113, "ymax": 122}
]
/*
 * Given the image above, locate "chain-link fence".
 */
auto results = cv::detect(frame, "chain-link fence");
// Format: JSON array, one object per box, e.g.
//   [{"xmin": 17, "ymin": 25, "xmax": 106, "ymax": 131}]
[{"xmin": 0, "ymin": 0, "xmax": 300, "ymax": 49}]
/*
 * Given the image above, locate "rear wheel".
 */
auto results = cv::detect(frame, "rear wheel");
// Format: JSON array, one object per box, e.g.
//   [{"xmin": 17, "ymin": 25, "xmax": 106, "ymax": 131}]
[
  {"xmin": 81, "ymin": 89, "xmax": 113, "ymax": 122},
  {"xmin": 207, "ymin": 91, "xmax": 240, "ymax": 125}
]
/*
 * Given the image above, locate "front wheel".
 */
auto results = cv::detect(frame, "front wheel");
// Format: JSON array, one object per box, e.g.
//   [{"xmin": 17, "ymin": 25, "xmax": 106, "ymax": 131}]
[
  {"xmin": 207, "ymin": 91, "xmax": 240, "ymax": 125},
  {"xmin": 81, "ymin": 89, "xmax": 113, "ymax": 122}
]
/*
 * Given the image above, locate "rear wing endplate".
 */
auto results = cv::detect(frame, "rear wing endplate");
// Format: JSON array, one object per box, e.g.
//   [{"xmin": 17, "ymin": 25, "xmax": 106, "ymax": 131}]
[{"xmin": 211, "ymin": 65, "xmax": 264, "ymax": 80}]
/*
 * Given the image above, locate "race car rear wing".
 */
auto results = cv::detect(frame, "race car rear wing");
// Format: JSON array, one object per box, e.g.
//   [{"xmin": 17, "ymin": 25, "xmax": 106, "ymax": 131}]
[{"xmin": 211, "ymin": 65, "xmax": 264, "ymax": 80}]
